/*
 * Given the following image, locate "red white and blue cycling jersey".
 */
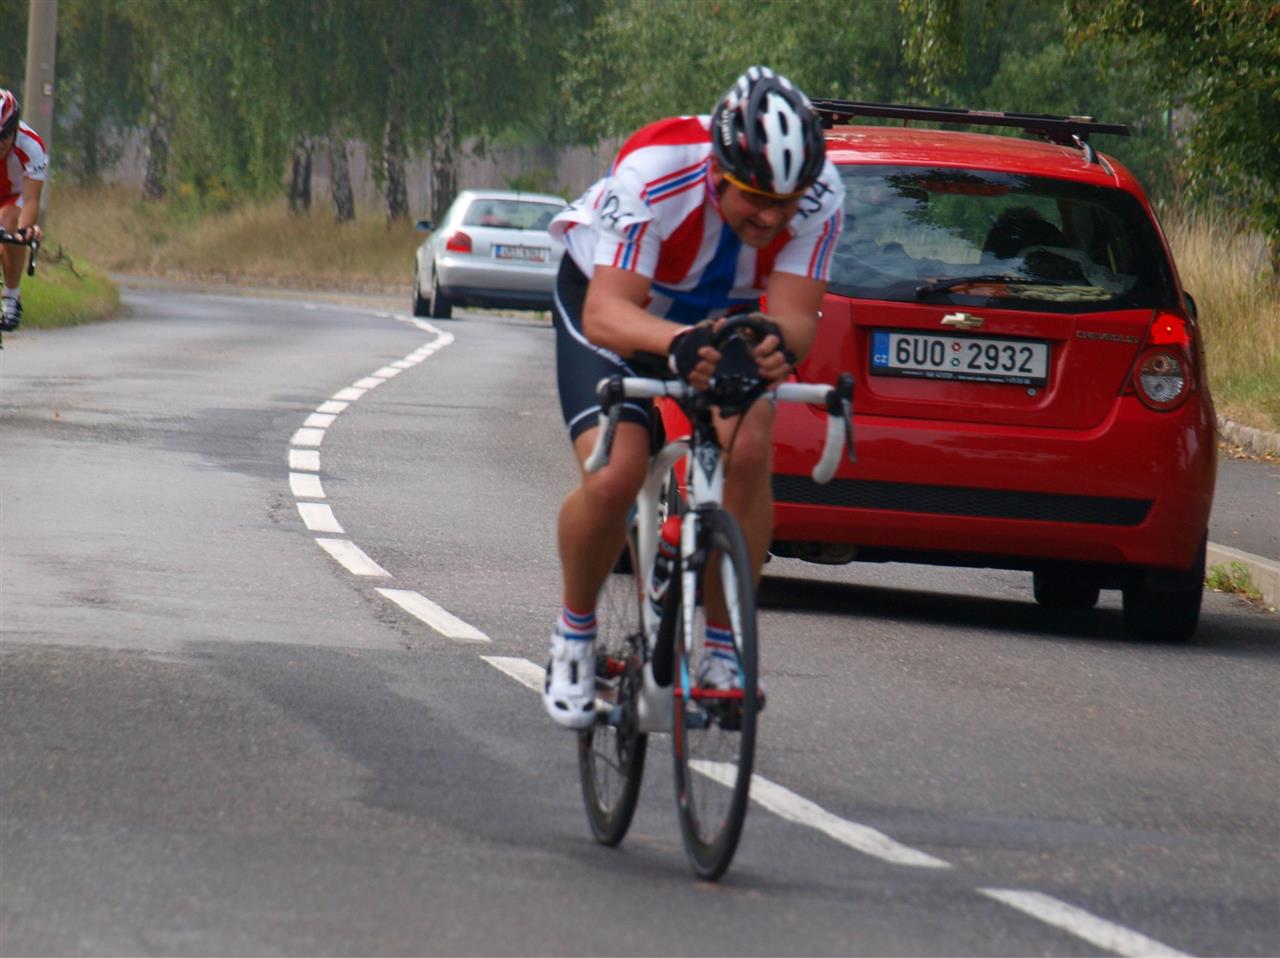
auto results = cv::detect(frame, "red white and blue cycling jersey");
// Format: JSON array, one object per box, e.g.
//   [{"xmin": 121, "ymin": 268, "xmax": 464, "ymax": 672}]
[
  {"xmin": 1, "ymin": 122, "xmax": 48, "ymax": 207},
  {"xmin": 550, "ymin": 115, "xmax": 844, "ymax": 323}
]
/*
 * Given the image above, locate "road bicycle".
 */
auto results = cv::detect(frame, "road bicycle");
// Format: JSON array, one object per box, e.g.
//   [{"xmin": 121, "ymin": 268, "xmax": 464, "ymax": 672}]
[
  {"xmin": 578, "ymin": 315, "xmax": 855, "ymax": 880},
  {"xmin": 0, "ymin": 227, "xmax": 39, "ymax": 347}
]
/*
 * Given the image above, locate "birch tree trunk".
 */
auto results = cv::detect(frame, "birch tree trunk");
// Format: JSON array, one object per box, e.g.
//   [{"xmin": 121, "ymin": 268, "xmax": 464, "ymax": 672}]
[
  {"xmin": 429, "ymin": 101, "xmax": 456, "ymax": 226},
  {"xmin": 288, "ymin": 136, "xmax": 313, "ymax": 214},
  {"xmin": 142, "ymin": 58, "xmax": 171, "ymax": 202},
  {"xmin": 329, "ymin": 134, "xmax": 355, "ymax": 224}
]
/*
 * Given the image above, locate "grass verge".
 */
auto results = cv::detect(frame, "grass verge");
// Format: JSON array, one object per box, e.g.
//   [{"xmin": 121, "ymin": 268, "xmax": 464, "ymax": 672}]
[
  {"xmin": 1162, "ymin": 207, "xmax": 1280, "ymax": 431},
  {"xmin": 7, "ymin": 250, "xmax": 120, "ymax": 330},
  {"xmin": 1206, "ymin": 561, "xmax": 1264, "ymax": 605}
]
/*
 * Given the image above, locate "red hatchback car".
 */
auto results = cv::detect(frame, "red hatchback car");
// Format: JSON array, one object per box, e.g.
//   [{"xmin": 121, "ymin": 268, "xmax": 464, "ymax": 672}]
[{"xmin": 765, "ymin": 103, "xmax": 1216, "ymax": 641}]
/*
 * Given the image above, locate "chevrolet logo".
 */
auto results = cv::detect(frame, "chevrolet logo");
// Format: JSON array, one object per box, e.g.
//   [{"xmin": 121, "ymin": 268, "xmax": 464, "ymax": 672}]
[{"xmin": 941, "ymin": 312, "xmax": 984, "ymax": 330}]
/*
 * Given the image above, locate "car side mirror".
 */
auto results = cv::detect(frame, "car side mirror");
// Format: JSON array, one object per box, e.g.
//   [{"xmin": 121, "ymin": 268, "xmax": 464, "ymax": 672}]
[
  {"xmin": 1183, "ymin": 291, "xmax": 1198, "ymax": 321},
  {"xmin": 415, "ymin": 219, "xmax": 434, "ymax": 233}
]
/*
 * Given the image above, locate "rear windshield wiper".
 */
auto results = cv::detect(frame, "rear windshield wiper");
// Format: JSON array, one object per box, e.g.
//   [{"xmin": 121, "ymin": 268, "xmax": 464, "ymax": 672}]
[{"xmin": 915, "ymin": 275, "xmax": 1040, "ymax": 298}]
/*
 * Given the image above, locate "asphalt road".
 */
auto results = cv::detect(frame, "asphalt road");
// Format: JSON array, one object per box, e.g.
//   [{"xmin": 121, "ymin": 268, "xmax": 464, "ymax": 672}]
[{"xmin": 1, "ymin": 289, "xmax": 1276, "ymax": 957}]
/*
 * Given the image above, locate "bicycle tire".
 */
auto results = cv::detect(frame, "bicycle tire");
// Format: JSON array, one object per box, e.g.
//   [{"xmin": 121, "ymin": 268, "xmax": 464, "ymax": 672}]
[
  {"xmin": 671, "ymin": 507, "xmax": 758, "ymax": 881},
  {"xmin": 578, "ymin": 528, "xmax": 648, "ymax": 846}
]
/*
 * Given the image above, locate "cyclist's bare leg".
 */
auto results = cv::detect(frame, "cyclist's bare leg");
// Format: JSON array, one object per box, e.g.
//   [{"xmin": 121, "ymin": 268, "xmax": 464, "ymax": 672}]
[
  {"xmin": 558, "ymin": 420, "xmax": 651, "ymax": 611},
  {"xmin": 0, "ymin": 204, "xmax": 24, "ymax": 290},
  {"xmin": 705, "ymin": 399, "xmax": 775, "ymax": 626}
]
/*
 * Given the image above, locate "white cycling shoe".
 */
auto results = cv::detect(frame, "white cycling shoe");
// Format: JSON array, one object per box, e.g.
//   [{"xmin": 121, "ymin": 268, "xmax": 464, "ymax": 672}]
[
  {"xmin": 542, "ymin": 630, "xmax": 597, "ymax": 729},
  {"xmin": 696, "ymin": 651, "xmax": 741, "ymax": 691}
]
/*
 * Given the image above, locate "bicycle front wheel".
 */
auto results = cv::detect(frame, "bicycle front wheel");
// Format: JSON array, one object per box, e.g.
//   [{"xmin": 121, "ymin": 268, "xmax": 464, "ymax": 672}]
[
  {"xmin": 671, "ymin": 508, "xmax": 758, "ymax": 881},
  {"xmin": 578, "ymin": 529, "xmax": 648, "ymax": 846}
]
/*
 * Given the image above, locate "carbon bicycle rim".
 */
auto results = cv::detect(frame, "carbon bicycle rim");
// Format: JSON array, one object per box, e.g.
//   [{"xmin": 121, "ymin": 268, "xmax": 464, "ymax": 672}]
[
  {"xmin": 578, "ymin": 529, "xmax": 648, "ymax": 846},
  {"xmin": 671, "ymin": 508, "xmax": 758, "ymax": 881}
]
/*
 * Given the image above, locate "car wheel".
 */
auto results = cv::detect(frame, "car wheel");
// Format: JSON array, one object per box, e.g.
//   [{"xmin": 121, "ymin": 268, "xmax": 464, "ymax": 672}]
[
  {"xmin": 1121, "ymin": 536, "xmax": 1206, "ymax": 642},
  {"xmin": 1033, "ymin": 571, "xmax": 1100, "ymax": 610},
  {"xmin": 429, "ymin": 268, "xmax": 453, "ymax": 319},
  {"xmin": 412, "ymin": 267, "xmax": 430, "ymax": 317}
]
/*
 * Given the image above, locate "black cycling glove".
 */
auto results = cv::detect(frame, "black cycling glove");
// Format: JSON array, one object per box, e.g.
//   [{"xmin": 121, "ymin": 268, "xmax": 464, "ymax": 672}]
[{"xmin": 666, "ymin": 321, "xmax": 714, "ymax": 381}]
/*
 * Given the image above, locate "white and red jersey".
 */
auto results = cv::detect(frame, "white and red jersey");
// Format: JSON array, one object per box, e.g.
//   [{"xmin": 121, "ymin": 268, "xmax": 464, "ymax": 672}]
[
  {"xmin": 1, "ymin": 122, "xmax": 49, "ymax": 203},
  {"xmin": 550, "ymin": 116, "xmax": 844, "ymax": 322}
]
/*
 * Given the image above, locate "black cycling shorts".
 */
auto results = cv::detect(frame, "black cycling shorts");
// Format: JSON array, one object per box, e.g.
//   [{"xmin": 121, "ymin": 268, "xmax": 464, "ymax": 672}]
[{"xmin": 552, "ymin": 257, "xmax": 655, "ymax": 441}]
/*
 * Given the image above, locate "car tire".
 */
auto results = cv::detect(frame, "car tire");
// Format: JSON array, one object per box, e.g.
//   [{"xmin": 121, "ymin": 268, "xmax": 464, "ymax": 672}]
[
  {"xmin": 1121, "ymin": 536, "xmax": 1206, "ymax": 642},
  {"xmin": 428, "ymin": 268, "xmax": 453, "ymax": 319},
  {"xmin": 1032, "ymin": 571, "xmax": 1100, "ymax": 610},
  {"xmin": 412, "ymin": 267, "xmax": 430, "ymax": 317}
]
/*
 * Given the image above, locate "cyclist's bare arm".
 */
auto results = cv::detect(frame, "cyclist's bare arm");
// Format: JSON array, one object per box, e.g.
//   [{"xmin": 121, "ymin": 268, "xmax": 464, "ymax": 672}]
[
  {"xmin": 582, "ymin": 266, "xmax": 687, "ymax": 357},
  {"xmin": 760, "ymin": 269, "xmax": 827, "ymax": 372},
  {"xmin": 15, "ymin": 179, "xmax": 44, "ymax": 240}
]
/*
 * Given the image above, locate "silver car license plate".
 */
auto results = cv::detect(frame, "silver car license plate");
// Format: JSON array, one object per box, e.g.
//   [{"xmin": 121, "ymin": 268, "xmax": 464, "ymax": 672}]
[
  {"xmin": 871, "ymin": 330, "xmax": 1049, "ymax": 385},
  {"xmin": 494, "ymin": 245, "xmax": 549, "ymax": 263}
]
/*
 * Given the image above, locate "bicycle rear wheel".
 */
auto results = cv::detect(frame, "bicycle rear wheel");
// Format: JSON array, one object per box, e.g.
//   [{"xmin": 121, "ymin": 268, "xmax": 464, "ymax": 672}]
[
  {"xmin": 578, "ymin": 529, "xmax": 648, "ymax": 846},
  {"xmin": 671, "ymin": 508, "xmax": 758, "ymax": 881}
]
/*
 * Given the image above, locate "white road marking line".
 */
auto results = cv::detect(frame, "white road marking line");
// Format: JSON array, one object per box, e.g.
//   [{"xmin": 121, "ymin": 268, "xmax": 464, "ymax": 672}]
[
  {"xmin": 373, "ymin": 366, "xmax": 402, "ymax": 379},
  {"xmin": 391, "ymin": 359, "xmax": 418, "ymax": 369},
  {"xmin": 304, "ymin": 304, "xmax": 318, "ymax": 311},
  {"xmin": 289, "ymin": 472, "xmax": 325, "ymax": 499},
  {"xmin": 314, "ymin": 538, "xmax": 391, "ymax": 577},
  {"xmin": 290, "ymin": 427, "xmax": 326, "ymax": 447},
  {"xmin": 481, "ymin": 655, "xmax": 544, "ymax": 691},
  {"xmin": 332, "ymin": 387, "xmax": 366, "ymax": 402},
  {"xmin": 297, "ymin": 502, "xmax": 343, "ymax": 533},
  {"xmin": 304, "ymin": 412, "xmax": 337, "ymax": 429},
  {"xmin": 693, "ymin": 762, "xmax": 951, "ymax": 869},
  {"xmin": 376, "ymin": 589, "xmax": 491, "ymax": 642},
  {"xmin": 316, "ymin": 400, "xmax": 349, "ymax": 414},
  {"xmin": 979, "ymin": 889, "xmax": 1193, "ymax": 958},
  {"xmin": 353, "ymin": 376, "xmax": 384, "ymax": 389},
  {"xmin": 289, "ymin": 449, "xmax": 320, "ymax": 471}
]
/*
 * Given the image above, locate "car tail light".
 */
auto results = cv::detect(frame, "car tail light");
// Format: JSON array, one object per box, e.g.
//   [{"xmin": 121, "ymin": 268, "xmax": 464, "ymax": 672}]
[
  {"xmin": 1129, "ymin": 311, "xmax": 1195, "ymax": 410},
  {"xmin": 445, "ymin": 231, "xmax": 472, "ymax": 253}
]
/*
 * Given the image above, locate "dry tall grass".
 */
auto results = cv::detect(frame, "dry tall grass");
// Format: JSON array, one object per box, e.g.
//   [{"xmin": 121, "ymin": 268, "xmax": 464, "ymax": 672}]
[
  {"xmin": 1162, "ymin": 207, "xmax": 1280, "ymax": 429},
  {"xmin": 47, "ymin": 184, "xmax": 421, "ymax": 291}
]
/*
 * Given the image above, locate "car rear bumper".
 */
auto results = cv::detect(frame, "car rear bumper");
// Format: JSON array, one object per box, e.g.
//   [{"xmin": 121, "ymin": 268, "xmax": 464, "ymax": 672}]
[
  {"xmin": 771, "ymin": 392, "xmax": 1217, "ymax": 573},
  {"xmin": 436, "ymin": 256, "xmax": 559, "ymax": 294}
]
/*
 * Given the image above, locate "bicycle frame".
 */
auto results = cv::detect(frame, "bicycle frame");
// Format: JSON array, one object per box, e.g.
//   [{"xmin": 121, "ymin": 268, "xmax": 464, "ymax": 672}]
[{"xmin": 586, "ymin": 374, "xmax": 855, "ymax": 733}]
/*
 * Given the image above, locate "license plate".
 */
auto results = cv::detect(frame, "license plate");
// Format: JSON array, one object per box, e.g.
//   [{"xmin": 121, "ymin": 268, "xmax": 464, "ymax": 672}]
[
  {"xmin": 871, "ymin": 330, "xmax": 1049, "ymax": 385},
  {"xmin": 494, "ymin": 245, "xmax": 548, "ymax": 262}
]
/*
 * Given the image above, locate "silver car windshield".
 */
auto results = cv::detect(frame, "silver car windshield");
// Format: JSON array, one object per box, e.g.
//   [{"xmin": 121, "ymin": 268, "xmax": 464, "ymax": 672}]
[
  {"xmin": 462, "ymin": 199, "xmax": 565, "ymax": 231},
  {"xmin": 830, "ymin": 166, "xmax": 1175, "ymax": 313}
]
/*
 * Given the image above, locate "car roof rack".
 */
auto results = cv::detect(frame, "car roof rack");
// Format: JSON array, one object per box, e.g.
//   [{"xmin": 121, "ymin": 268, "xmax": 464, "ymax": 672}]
[{"xmin": 809, "ymin": 100, "xmax": 1129, "ymax": 149}]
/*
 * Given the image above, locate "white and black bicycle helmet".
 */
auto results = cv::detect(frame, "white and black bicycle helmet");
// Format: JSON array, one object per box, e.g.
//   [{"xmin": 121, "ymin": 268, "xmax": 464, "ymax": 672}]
[
  {"xmin": 0, "ymin": 89, "xmax": 19, "ymax": 140},
  {"xmin": 710, "ymin": 66, "xmax": 825, "ymax": 199}
]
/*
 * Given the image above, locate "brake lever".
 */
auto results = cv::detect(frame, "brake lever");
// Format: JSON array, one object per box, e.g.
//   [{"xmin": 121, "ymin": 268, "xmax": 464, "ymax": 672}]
[
  {"xmin": 584, "ymin": 375, "xmax": 626, "ymax": 473},
  {"xmin": 827, "ymin": 372, "xmax": 856, "ymax": 464}
]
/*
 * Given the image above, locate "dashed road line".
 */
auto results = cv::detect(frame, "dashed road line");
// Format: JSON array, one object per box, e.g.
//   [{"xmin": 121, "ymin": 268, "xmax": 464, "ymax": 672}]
[
  {"xmin": 297, "ymin": 502, "xmax": 342, "ymax": 533},
  {"xmin": 314, "ymin": 537, "xmax": 391, "ymax": 577},
  {"xmin": 289, "ymin": 472, "xmax": 325, "ymax": 499},
  {"xmin": 980, "ymin": 889, "xmax": 1193, "ymax": 958},
  {"xmin": 377, "ymin": 589, "xmax": 491, "ymax": 642}
]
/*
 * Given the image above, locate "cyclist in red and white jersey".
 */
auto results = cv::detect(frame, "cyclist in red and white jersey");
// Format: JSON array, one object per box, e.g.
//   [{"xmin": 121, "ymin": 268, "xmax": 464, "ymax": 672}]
[
  {"xmin": 541, "ymin": 66, "xmax": 844, "ymax": 728},
  {"xmin": 1, "ymin": 89, "xmax": 48, "ymax": 331}
]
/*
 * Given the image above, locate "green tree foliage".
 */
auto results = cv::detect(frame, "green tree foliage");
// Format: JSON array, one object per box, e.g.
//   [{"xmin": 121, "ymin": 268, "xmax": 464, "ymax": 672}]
[
  {"xmin": 1065, "ymin": 0, "xmax": 1280, "ymax": 263},
  {"xmin": 0, "ymin": 0, "xmax": 26, "ymax": 90}
]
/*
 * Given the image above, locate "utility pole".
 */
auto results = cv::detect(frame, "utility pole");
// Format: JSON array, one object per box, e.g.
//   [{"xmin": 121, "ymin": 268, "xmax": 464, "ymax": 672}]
[{"xmin": 23, "ymin": 0, "xmax": 58, "ymax": 213}]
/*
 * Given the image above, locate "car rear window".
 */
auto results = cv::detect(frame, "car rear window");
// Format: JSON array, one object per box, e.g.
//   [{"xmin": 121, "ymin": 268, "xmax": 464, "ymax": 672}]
[
  {"xmin": 829, "ymin": 165, "xmax": 1176, "ymax": 312},
  {"xmin": 462, "ymin": 199, "xmax": 565, "ymax": 231}
]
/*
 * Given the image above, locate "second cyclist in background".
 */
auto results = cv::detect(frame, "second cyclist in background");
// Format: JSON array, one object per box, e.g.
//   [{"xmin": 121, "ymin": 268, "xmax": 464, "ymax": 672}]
[
  {"xmin": 0, "ymin": 88, "xmax": 47, "ymax": 332},
  {"xmin": 542, "ymin": 65, "xmax": 845, "ymax": 728}
]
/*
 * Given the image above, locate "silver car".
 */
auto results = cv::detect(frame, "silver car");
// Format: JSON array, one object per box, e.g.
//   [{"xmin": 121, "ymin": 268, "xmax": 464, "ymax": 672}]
[{"xmin": 413, "ymin": 189, "xmax": 568, "ymax": 318}]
